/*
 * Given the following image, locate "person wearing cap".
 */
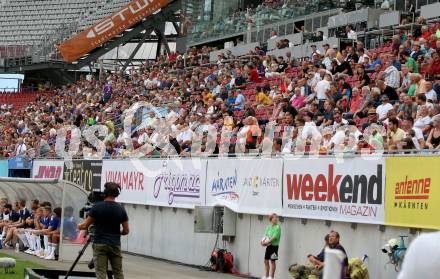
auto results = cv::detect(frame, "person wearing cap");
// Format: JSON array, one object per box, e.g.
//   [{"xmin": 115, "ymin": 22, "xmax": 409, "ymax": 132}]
[
  {"xmin": 332, "ymin": 44, "xmax": 342, "ymax": 59},
  {"xmin": 410, "ymin": 42, "xmax": 425, "ymax": 61},
  {"xmin": 365, "ymin": 108, "xmax": 380, "ymax": 127}
]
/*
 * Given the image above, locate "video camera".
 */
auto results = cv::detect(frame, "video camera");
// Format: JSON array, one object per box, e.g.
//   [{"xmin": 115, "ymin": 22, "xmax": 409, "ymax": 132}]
[{"xmin": 79, "ymin": 190, "xmax": 105, "ymax": 219}]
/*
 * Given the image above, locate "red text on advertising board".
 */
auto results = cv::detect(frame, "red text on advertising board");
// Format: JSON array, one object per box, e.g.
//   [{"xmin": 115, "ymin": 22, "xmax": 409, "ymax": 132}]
[
  {"xmin": 286, "ymin": 164, "xmax": 382, "ymax": 204},
  {"xmin": 105, "ymin": 171, "xmax": 144, "ymax": 191},
  {"xmin": 35, "ymin": 166, "xmax": 62, "ymax": 179},
  {"xmin": 394, "ymin": 176, "xmax": 431, "ymax": 200}
]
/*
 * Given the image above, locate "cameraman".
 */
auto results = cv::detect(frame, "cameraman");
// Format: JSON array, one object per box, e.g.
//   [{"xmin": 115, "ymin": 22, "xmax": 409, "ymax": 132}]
[{"xmin": 78, "ymin": 182, "xmax": 129, "ymax": 279}]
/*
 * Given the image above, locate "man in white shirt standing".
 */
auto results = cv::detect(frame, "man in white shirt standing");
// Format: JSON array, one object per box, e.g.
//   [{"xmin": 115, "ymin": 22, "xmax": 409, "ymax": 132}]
[
  {"xmin": 346, "ymin": 25, "xmax": 357, "ymax": 40},
  {"xmin": 315, "ymin": 74, "xmax": 332, "ymax": 110}
]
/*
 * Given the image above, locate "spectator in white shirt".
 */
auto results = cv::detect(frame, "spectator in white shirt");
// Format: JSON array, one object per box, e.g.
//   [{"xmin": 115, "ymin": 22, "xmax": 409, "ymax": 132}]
[
  {"xmin": 425, "ymin": 82, "xmax": 437, "ymax": 103},
  {"xmin": 414, "ymin": 105, "xmax": 432, "ymax": 132},
  {"xmin": 282, "ymin": 128, "xmax": 299, "ymax": 154},
  {"xmin": 310, "ymin": 45, "xmax": 322, "ymax": 63},
  {"xmin": 14, "ymin": 138, "xmax": 27, "ymax": 156},
  {"xmin": 143, "ymin": 74, "xmax": 160, "ymax": 89},
  {"xmin": 315, "ymin": 74, "xmax": 331, "ymax": 99},
  {"xmin": 177, "ymin": 122, "xmax": 194, "ymax": 150},
  {"xmin": 315, "ymin": 74, "xmax": 332, "ymax": 109},
  {"xmin": 137, "ymin": 126, "xmax": 158, "ymax": 147},
  {"xmin": 346, "ymin": 25, "xmax": 357, "ymax": 40},
  {"xmin": 357, "ymin": 48, "xmax": 369, "ymax": 64},
  {"xmin": 321, "ymin": 49, "xmax": 336, "ymax": 71},
  {"xmin": 402, "ymin": 117, "xmax": 425, "ymax": 149},
  {"xmin": 376, "ymin": 95, "xmax": 394, "ymax": 121},
  {"xmin": 383, "ymin": 60, "xmax": 401, "ymax": 89},
  {"xmin": 269, "ymin": 30, "xmax": 278, "ymax": 40}
]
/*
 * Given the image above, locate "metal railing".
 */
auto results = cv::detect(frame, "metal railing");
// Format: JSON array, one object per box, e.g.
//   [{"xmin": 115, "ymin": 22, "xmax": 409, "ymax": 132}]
[
  {"xmin": 185, "ymin": 0, "xmax": 341, "ymax": 45},
  {"xmin": 2, "ymin": 147, "xmax": 439, "ymax": 161}
]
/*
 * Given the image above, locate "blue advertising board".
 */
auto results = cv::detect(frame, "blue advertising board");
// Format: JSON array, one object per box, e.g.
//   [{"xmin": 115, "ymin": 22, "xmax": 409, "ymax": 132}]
[
  {"xmin": 8, "ymin": 156, "xmax": 33, "ymax": 170},
  {"xmin": 0, "ymin": 160, "xmax": 8, "ymax": 177}
]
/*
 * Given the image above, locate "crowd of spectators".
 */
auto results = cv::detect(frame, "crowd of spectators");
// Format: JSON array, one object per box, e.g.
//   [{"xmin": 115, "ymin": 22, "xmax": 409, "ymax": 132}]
[{"xmin": 0, "ymin": 19, "xmax": 440, "ymax": 159}]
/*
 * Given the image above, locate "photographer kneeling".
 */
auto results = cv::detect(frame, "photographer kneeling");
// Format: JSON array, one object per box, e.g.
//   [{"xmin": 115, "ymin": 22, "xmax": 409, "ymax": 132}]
[{"xmin": 78, "ymin": 182, "xmax": 129, "ymax": 279}]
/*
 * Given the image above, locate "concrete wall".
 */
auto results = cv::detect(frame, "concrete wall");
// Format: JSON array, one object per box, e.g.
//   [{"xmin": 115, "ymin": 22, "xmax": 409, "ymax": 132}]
[
  {"xmin": 121, "ymin": 204, "xmax": 431, "ymax": 279},
  {"xmin": 267, "ymin": 37, "xmax": 340, "ymax": 59},
  {"xmin": 267, "ymin": 33, "xmax": 303, "ymax": 51},
  {"xmin": 209, "ymin": 42, "xmax": 260, "ymax": 62}
]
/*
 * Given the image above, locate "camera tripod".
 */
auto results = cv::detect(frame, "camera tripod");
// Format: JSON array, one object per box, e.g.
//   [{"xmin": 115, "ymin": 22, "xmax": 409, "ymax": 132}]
[{"xmin": 64, "ymin": 231, "xmax": 94, "ymax": 279}]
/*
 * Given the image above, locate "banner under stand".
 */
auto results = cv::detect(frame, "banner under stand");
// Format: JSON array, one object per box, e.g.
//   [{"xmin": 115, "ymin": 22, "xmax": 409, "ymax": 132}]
[
  {"xmin": 205, "ymin": 158, "xmax": 283, "ymax": 215},
  {"xmin": 101, "ymin": 159, "xmax": 206, "ymax": 208},
  {"xmin": 32, "ymin": 159, "xmax": 64, "ymax": 179},
  {"xmin": 63, "ymin": 160, "xmax": 103, "ymax": 192},
  {"xmin": 282, "ymin": 157, "xmax": 385, "ymax": 224}
]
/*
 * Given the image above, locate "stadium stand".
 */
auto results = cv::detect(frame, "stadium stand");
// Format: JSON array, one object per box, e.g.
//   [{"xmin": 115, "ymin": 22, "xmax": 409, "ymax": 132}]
[
  {"xmin": 0, "ymin": 0, "xmax": 439, "ymax": 160},
  {"xmin": 1, "ymin": 14, "xmax": 439, "ymax": 159},
  {"xmin": 0, "ymin": 0, "xmax": 130, "ymax": 60}
]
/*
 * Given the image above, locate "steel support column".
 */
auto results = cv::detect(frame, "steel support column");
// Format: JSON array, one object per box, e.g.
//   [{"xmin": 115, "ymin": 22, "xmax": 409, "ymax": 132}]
[{"xmin": 122, "ymin": 30, "xmax": 151, "ymax": 71}]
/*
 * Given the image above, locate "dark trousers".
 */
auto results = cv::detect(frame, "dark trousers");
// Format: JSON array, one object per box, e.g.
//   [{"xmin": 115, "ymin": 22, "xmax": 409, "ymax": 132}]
[
  {"xmin": 93, "ymin": 244, "xmax": 124, "ymax": 279},
  {"xmin": 318, "ymin": 99, "xmax": 326, "ymax": 112}
]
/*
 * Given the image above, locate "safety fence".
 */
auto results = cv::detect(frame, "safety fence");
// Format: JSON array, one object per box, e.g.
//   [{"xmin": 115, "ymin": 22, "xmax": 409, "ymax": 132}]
[{"xmin": 0, "ymin": 156, "xmax": 433, "ymax": 230}]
